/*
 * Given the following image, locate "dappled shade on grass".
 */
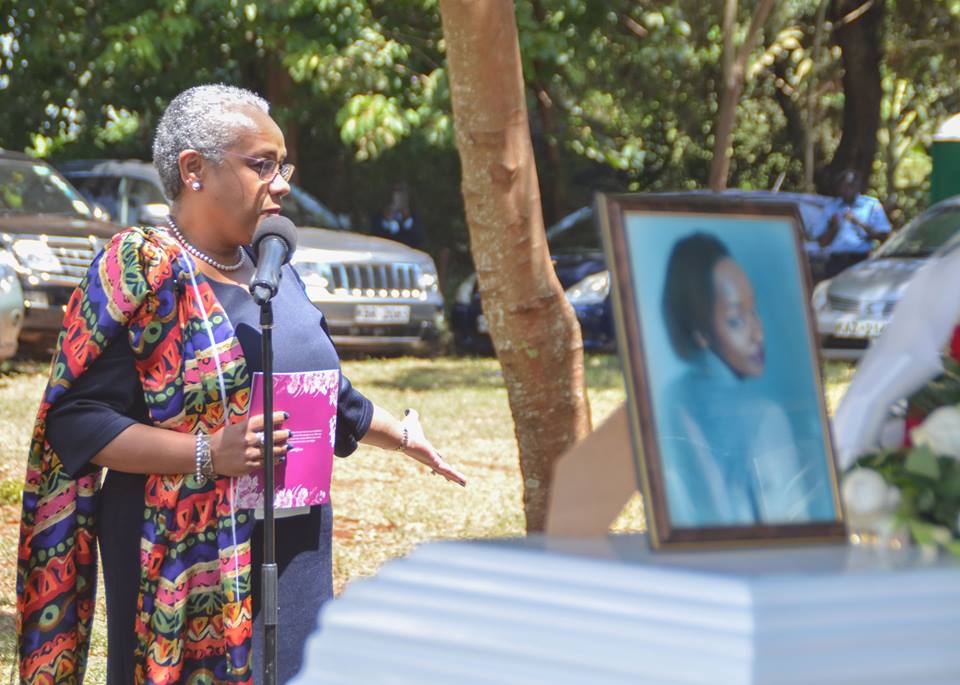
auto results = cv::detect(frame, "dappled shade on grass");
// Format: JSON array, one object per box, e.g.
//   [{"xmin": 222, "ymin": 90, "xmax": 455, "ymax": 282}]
[{"xmin": 0, "ymin": 355, "xmax": 851, "ymax": 680}]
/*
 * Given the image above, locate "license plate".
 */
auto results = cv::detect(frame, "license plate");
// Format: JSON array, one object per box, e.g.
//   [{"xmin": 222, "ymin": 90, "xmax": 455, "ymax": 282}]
[
  {"xmin": 354, "ymin": 304, "xmax": 410, "ymax": 324},
  {"xmin": 476, "ymin": 313, "xmax": 488, "ymax": 334},
  {"xmin": 833, "ymin": 319, "xmax": 887, "ymax": 339}
]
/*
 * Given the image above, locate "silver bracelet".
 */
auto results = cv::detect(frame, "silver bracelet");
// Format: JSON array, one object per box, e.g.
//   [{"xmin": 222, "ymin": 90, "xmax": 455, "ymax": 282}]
[{"xmin": 194, "ymin": 433, "xmax": 214, "ymax": 485}]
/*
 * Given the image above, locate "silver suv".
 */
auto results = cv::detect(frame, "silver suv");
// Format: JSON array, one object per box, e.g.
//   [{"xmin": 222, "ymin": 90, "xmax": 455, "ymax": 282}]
[{"xmin": 58, "ymin": 159, "xmax": 444, "ymax": 354}]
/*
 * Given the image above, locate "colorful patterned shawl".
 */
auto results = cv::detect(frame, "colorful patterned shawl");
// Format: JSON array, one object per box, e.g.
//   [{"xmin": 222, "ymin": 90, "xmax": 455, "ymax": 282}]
[{"xmin": 17, "ymin": 225, "xmax": 257, "ymax": 684}]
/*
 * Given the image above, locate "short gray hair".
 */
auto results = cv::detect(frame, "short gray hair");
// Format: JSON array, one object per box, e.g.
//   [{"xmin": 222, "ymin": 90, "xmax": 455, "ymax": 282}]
[{"xmin": 152, "ymin": 84, "xmax": 270, "ymax": 200}]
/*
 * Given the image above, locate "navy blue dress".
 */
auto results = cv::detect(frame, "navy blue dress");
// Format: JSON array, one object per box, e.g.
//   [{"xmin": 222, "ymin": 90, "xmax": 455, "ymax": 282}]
[{"xmin": 46, "ymin": 264, "xmax": 373, "ymax": 685}]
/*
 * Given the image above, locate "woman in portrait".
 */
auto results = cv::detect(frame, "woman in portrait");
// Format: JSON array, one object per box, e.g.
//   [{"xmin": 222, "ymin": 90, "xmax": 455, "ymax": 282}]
[
  {"xmin": 660, "ymin": 232, "xmax": 817, "ymax": 527},
  {"xmin": 16, "ymin": 84, "xmax": 465, "ymax": 685}
]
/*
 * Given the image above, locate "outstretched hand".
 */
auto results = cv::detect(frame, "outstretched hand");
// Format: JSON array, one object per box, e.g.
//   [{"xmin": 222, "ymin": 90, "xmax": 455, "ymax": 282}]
[{"xmin": 400, "ymin": 409, "xmax": 467, "ymax": 487}]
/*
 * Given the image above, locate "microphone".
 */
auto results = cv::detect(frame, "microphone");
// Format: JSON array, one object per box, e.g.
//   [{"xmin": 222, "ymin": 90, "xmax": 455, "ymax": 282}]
[{"xmin": 250, "ymin": 215, "xmax": 298, "ymax": 305}]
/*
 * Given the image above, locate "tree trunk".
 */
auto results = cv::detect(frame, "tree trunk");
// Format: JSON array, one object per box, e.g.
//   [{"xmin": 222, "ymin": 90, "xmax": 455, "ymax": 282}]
[
  {"xmin": 438, "ymin": 0, "xmax": 592, "ymax": 532},
  {"xmin": 709, "ymin": 0, "xmax": 740, "ymax": 191},
  {"xmin": 804, "ymin": 0, "xmax": 831, "ymax": 191},
  {"xmin": 708, "ymin": 0, "xmax": 777, "ymax": 191},
  {"xmin": 817, "ymin": 0, "xmax": 885, "ymax": 193}
]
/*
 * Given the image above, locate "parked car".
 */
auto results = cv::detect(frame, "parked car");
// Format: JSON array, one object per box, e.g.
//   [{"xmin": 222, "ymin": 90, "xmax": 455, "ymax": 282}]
[
  {"xmin": 57, "ymin": 158, "xmax": 171, "ymax": 227},
  {"xmin": 0, "ymin": 150, "xmax": 122, "ymax": 341},
  {"xmin": 452, "ymin": 190, "xmax": 838, "ymax": 355},
  {"xmin": 291, "ymin": 232, "xmax": 444, "ymax": 354},
  {"xmin": 0, "ymin": 248, "xmax": 24, "ymax": 359},
  {"xmin": 58, "ymin": 159, "xmax": 443, "ymax": 354},
  {"xmin": 813, "ymin": 195, "xmax": 960, "ymax": 360},
  {"xmin": 452, "ymin": 206, "xmax": 613, "ymax": 354},
  {"xmin": 59, "ymin": 158, "xmax": 352, "ymax": 230}
]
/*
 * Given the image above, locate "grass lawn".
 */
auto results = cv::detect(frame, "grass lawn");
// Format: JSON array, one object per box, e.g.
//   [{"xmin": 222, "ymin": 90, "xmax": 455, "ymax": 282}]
[{"xmin": 0, "ymin": 354, "xmax": 854, "ymax": 681}]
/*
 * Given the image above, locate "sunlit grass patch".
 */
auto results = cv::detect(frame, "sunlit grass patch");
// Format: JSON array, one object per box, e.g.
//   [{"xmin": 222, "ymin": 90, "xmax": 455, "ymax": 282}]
[{"xmin": 0, "ymin": 353, "xmax": 853, "ymax": 679}]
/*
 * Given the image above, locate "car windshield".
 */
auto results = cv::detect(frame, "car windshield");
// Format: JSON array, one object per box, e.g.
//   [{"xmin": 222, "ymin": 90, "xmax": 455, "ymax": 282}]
[
  {"xmin": 546, "ymin": 208, "xmax": 601, "ymax": 252},
  {"xmin": 0, "ymin": 160, "xmax": 92, "ymax": 217},
  {"xmin": 874, "ymin": 203, "xmax": 960, "ymax": 258},
  {"xmin": 283, "ymin": 185, "xmax": 345, "ymax": 230}
]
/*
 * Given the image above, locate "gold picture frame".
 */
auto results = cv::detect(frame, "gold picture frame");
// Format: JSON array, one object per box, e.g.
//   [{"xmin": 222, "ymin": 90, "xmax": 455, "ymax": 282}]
[{"xmin": 597, "ymin": 193, "xmax": 846, "ymax": 549}]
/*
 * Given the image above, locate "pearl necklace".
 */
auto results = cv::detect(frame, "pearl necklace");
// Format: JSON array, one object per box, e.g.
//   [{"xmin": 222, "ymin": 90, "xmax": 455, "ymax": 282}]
[{"xmin": 166, "ymin": 215, "xmax": 246, "ymax": 272}]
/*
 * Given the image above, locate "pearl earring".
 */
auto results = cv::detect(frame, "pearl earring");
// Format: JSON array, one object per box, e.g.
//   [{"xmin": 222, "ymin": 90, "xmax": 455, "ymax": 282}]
[{"xmin": 191, "ymin": 180, "xmax": 202, "ymax": 191}]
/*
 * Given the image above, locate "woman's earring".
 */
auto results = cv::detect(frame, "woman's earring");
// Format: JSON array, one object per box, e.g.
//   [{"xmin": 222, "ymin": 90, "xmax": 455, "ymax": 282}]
[{"xmin": 191, "ymin": 180, "xmax": 202, "ymax": 191}]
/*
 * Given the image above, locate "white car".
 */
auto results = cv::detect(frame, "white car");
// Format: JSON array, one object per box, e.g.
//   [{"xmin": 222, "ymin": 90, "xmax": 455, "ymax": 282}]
[
  {"xmin": 292, "ymin": 229, "xmax": 443, "ymax": 354},
  {"xmin": 813, "ymin": 196, "xmax": 960, "ymax": 359},
  {"xmin": 0, "ymin": 248, "xmax": 24, "ymax": 359},
  {"xmin": 58, "ymin": 159, "xmax": 444, "ymax": 354}
]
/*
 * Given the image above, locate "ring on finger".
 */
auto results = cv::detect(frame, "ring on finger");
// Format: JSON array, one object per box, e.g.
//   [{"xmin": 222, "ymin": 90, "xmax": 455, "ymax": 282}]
[{"xmin": 255, "ymin": 431, "xmax": 265, "ymax": 449}]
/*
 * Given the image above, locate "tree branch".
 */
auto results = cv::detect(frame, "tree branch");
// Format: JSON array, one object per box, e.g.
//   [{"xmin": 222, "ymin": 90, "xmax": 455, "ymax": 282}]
[
  {"xmin": 722, "ymin": 0, "xmax": 738, "ymax": 88},
  {"xmin": 833, "ymin": 0, "xmax": 876, "ymax": 29},
  {"xmin": 734, "ymin": 0, "xmax": 778, "ymax": 78},
  {"xmin": 709, "ymin": 0, "xmax": 778, "ymax": 190},
  {"xmin": 619, "ymin": 14, "xmax": 648, "ymax": 39}
]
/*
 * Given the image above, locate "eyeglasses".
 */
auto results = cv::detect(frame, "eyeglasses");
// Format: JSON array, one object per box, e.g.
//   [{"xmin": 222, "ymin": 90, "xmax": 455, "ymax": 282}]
[{"xmin": 222, "ymin": 150, "xmax": 295, "ymax": 183}]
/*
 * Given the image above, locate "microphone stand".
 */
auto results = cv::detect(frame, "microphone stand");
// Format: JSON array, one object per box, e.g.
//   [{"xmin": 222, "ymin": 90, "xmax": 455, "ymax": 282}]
[
  {"xmin": 249, "ymin": 223, "xmax": 295, "ymax": 685},
  {"xmin": 259, "ymin": 298, "xmax": 278, "ymax": 685}
]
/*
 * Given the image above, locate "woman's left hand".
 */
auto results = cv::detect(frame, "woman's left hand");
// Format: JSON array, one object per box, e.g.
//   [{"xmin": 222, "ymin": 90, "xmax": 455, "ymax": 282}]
[{"xmin": 400, "ymin": 409, "xmax": 467, "ymax": 487}]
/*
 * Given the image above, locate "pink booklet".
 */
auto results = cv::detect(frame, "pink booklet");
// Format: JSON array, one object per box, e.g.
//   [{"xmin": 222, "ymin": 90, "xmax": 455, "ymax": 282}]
[{"xmin": 235, "ymin": 369, "xmax": 340, "ymax": 510}]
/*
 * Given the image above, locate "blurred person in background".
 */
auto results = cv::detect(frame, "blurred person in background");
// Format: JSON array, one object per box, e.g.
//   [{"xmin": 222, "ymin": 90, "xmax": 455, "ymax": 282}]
[
  {"xmin": 816, "ymin": 168, "xmax": 892, "ymax": 274},
  {"xmin": 371, "ymin": 181, "xmax": 424, "ymax": 249}
]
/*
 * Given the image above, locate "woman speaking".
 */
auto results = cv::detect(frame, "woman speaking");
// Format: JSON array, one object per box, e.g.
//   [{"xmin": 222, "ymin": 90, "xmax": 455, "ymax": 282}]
[{"xmin": 16, "ymin": 84, "xmax": 465, "ymax": 685}]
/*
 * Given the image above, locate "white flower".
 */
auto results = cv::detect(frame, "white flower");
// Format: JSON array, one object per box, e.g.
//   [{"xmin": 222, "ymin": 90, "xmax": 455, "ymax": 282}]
[
  {"xmin": 292, "ymin": 485, "xmax": 310, "ymax": 507},
  {"xmin": 274, "ymin": 488, "xmax": 294, "ymax": 508},
  {"xmin": 235, "ymin": 474, "xmax": 260, "ymax": 509},
  {"xmin": 842, "ymin": 468, "xmax": 890, "ymax": 516},
  {"xmin": 884, "ymin": 485, "xmax": 901, "ymax": 509},
  {"xmin": 843, "ymin": 469, "xmax": 904, "ymax": 548},
  {"xmin": 910, "ymin": 406, "xmax": 960, "ymax": 458}
]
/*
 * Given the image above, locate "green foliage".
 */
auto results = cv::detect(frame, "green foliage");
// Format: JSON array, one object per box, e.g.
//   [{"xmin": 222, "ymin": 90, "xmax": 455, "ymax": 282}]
[
  {"xmin": 907, "ymin": 357, "xmax": 960, "ymax": 418},
  {"xmin": 335, "ymin": 68, "xmax": 450, "ymax": 159},
  {"xmin": 0, "ymin": 0, "xmax": 957, "ymax": 262},
  {"xmin": 515, "ymin": 1, "xmax": 720, "ymax": 191},
  {"xmin": 854, "ymin": 446, "xmax": 960, "ymax": 556},
  {"xmin": 853, "ymin": 354, "xmax": 960, "ymax": 557},
  {"xmin": 867, "ymin": 0, "xmax": 960, "ymax": 222},
  {"xmin": 0, "ymin": 0, "xmax": 450, "ymax": 155}
]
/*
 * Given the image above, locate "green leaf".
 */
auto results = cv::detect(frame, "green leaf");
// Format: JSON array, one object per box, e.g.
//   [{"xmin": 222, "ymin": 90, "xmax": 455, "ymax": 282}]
[
  {"xmin": 905, "ymin": 446, "xmax": 940, "ymax": 480},
  {"xmin": 938, "ymin": 465, "xmax": 960, "ymax": 498},
  {"xmin": 909, "ymin": 519, "xmax": 952, "ymax": 547},
  {"xmin": 915, "ymin": 488, "xmax": 937, "ymax": 513}
]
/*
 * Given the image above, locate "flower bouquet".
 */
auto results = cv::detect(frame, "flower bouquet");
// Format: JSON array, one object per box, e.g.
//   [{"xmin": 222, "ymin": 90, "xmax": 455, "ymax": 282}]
[{"xmin": 845, "ymin": 357, "xmax": 960, "ymax": 555}]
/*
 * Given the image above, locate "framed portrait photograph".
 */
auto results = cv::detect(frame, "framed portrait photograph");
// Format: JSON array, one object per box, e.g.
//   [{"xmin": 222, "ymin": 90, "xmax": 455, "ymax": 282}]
[{"xmin": 597, "ymin": 194, "xmax": 846, "ymax": 549}]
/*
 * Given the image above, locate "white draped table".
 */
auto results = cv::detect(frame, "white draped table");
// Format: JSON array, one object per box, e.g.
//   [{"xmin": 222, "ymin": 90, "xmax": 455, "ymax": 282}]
[{"xmin": 292, "ymin": 535, "xmax": 960, "ymax": 685}]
